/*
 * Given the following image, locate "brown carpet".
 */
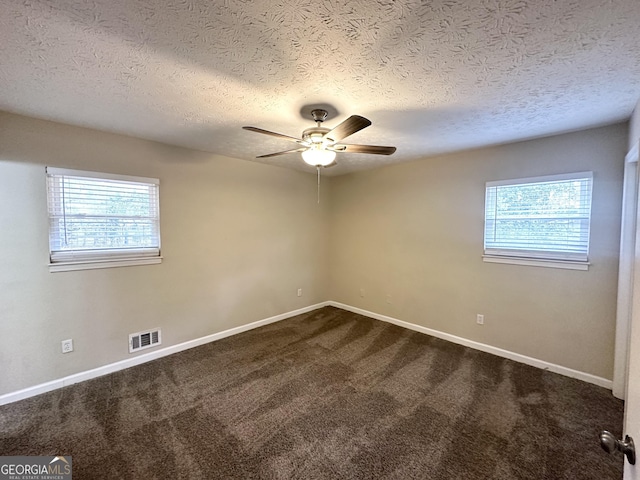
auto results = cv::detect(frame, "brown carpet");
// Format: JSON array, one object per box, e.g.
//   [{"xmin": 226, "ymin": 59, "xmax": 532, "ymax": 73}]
[{"xmin": 0, "ymin": 306, "xmax": 624, "ymax": 479}]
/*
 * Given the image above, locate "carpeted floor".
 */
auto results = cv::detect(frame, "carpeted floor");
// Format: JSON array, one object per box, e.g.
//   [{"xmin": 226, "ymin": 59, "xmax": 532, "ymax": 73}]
[{"xmin": 0, "ymin": 306, "xmax": 624, "ymax": 479}]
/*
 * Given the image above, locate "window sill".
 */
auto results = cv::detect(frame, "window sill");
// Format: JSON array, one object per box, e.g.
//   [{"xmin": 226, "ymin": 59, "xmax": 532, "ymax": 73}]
[
  {"xmin": 49, "ymin": 256, "xmax": 162, "ymax": 273},
  {"xmin": 482, "ymin": 255, "xmax": 589, "ymax": 271}
]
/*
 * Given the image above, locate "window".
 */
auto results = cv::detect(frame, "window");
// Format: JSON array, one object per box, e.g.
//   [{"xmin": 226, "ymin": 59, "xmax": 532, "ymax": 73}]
[
  {"xmin": 483, "ymin": 172, "xmax": 593, "ymax": 270},
  {"xmin": 46, "ymin": 167, "xmax": 161, "ymax": 272}
]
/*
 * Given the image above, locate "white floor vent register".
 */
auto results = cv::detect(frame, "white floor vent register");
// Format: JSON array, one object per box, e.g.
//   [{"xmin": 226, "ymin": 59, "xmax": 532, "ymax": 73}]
[{"xmin": 129, "ymin": 328, "xmax": 161, "ymax": 353}]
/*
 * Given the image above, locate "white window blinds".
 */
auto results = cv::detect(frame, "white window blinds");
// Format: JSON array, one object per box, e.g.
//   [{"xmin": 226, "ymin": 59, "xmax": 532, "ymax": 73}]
[
  {"xmin": 46, "ymin": 167, "xmax": 161, "ymax": 265},
  {"xmin": 484, "ymin": 172, "xmax": 593, "ymax": 262}
]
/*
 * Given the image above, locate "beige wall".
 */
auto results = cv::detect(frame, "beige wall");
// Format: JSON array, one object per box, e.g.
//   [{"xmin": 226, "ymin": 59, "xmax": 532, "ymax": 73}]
[
  {"xmin": 0, "ymin": 111, "xmax": 329, "ymax": 395},
  {"xmin": 0, "ymin": 111, "xmax": 628, "ymax": 395},
  {"xmin": 328, "ymin": 123, "xmax": 626, "ymax": 380}
]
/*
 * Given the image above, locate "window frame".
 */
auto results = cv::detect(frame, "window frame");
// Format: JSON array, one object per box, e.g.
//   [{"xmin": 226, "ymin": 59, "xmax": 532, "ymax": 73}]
[
  {"xmin": 482, "ymin": 171, "xmax": 593, "ymax": 271},
  {"xmin": 46, "ymin": 167, "xmax": 162, "ymax": 272}
]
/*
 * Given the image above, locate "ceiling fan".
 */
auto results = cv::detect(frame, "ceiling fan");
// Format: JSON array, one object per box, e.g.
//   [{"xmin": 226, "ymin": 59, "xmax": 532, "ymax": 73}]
[{"xmin": 242, "ymin": 109, "xmax": 396, "ymax": 168}]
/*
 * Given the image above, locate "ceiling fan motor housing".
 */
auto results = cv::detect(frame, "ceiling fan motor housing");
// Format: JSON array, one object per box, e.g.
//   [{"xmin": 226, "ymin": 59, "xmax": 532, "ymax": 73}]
[{"xmin": 302, "ymin": 127, "xmax": 330, "ymax": 145}]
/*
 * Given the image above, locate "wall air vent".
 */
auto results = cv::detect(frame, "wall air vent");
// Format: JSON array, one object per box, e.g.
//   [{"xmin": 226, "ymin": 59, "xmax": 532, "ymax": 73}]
[{"xmin": 129, "ymin": 328, "xmax": 161, "ymax": 353}]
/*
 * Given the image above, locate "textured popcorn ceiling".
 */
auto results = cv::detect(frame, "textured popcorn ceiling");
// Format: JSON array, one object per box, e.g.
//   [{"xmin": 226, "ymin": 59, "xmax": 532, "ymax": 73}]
[{"xmin": 1, "ymin": 0, "xmax": 640, "ymax": 175}]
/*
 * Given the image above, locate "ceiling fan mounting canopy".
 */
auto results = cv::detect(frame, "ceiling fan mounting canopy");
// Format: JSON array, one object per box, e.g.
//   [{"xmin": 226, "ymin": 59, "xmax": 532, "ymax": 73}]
[
  {"xmin": 310, "ymin": 109, "xmax": 328, "ymax": 123},
  {"xmin": 242, "ymin": 108, "xmax": 396, "ymax": 168}
]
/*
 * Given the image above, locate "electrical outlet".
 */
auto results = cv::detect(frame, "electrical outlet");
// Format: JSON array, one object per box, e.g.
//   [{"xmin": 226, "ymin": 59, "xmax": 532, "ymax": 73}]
[
  {"xmin": 61, "ymin": 339, "xmax": 73, "ymax": 353},
  {"xmin": 360, "ymin": 288, "xmax": 365, "ymax": 298},
  {"xmin": 297, "ymin": 288, "xmax": 302, "ymax": 297},
  {"xmin": 476, "ymin": 314, "xmax": 484, "ymax": 325},
  {"xmin": 386, "ymin": 295, "xmax": 392, "ymax": 304}
]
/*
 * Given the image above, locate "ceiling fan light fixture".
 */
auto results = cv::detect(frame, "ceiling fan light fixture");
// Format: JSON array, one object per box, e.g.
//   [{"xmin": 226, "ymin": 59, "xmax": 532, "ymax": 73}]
[{"xmin": 301, "ymin": 147, "xmax": 336, "ymax": 167}]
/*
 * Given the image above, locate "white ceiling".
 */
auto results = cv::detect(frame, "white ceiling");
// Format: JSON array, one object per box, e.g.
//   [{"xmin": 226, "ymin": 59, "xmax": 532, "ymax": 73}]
[{"xmin": 1, "ymin": 0, "xmax": 640, "ymax": 176}]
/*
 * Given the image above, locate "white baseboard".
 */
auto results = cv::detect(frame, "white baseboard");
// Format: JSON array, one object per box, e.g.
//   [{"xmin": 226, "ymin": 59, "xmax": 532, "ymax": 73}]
[
  {"xmin": 328, "ymin": 301, "xmax": 613, "ymax": 390},
  {"xmin": 1, "ymin": 300, "xmax": 611, "ymax": 405},
  {"xmin": 0, "ymin": 302, "xmax": 330, "ymax": 406}
]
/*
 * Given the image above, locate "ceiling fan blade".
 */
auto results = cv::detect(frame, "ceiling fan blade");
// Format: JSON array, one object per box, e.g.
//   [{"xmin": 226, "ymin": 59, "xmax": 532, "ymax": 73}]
[
  {"xmin": 324, "ymin": 115, "xmax": 372, "ymax": 143},
  {"xmin": 333, "ymin": 144, "xmax": 397, "ymax": 155},
  {"xmin": 243, "ymin": 126, "xmax": 303, "ymax": 143},
  {"xmin": 256, "ymin": 147, "xmax": 308, "ymax": 158}
]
